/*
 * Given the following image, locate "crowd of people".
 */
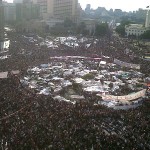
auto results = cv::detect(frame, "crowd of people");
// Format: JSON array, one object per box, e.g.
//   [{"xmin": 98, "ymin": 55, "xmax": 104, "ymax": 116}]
[
  {"xmin": 0, "ymin": 30, "xmax": 150, "ymax": 149},
  {"xmin": 0, "ymin": 79, "xmax": 150, "ymax": 149},
  {"xmin": 2, "ymin": 31, "xmax": 142, "ymax": 71}
]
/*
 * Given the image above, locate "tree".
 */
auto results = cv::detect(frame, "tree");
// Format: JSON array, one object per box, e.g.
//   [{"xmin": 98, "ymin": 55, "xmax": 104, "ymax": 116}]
[
  {"xmin": 76, "ymin": 22, "xmax": 89, "ymax": 35},
  {"xmin": 141, "ymin": 30, "xmax": 150, "ymax": 39},
  {"xmin": 116, "ymin": 20, "xmax": 132, "ymax": 36},
  {"xmin": 116, "ymin": 25, "xmax": 125, "ymax": 36},
  {"xmin": 63, "ymin": 18, "xmax": 74, "ymax": 28},
  {"xmin": 95, "ymin": 23, "xmax": 108, "ymax": 36}
]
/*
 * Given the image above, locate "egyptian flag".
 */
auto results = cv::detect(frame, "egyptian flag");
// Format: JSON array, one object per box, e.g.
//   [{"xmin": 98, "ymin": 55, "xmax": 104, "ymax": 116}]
[{"xmin": 146, "ymin": 6, "xmax": 149, "ymax": 8}]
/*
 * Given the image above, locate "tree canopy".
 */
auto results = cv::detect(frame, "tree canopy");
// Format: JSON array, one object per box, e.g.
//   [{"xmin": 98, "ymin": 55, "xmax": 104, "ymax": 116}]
[
  {"xmin": 76, "ymin": 22, "xmax": 89, "ymax": 35},
  {"xmin": 95, "ymin": 23, "xmax": 108, "ymax": 36},
  {"xmin": 116, "ymin": 20, "xmax": 132, "ymax": 36},
  {"xmin": 141, "ymin": 30, "xmax": 150, "ymax": 39}
]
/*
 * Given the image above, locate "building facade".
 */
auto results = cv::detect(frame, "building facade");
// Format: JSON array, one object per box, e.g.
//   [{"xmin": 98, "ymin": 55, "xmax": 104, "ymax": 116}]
[
  {"xmin": 145, "ymin": 10, "xmax": 150, "ymax": 28},
  {"xmin": 35, "ymin": 0, "xmax": 53, "ymax": 19},
  {"xmin": 13, "ymin": 0, "xmax": 23, "ymax": 3},
  {"xmin": 125, "ymin": 9, "xmax": 150, "ymax": 37},
  {"xmin": 0, "ymin": 1, "xmax": 4, "ymax": 41},
  {"xmin": 4, "ymin": 3, "xmax": 16, "ymax": 22},
  {"xmin": 15, "ymin": 3, "xmax": 40, "ymax": 21},
  {"xmin": 3, "ymin": 1, "xmax": 40, "ymax": 23},
  {"xmin": 34, "ymin": 0, "xmax": 80, "ymax": 23},
  {"xmin": 81, "ymin": 19, "xmax": 97, "ymax": 35},
  {"xmin": 125, "ymin": 24, "xmax": 146, "ymax": 37},
  {"xmin": 45, "ymin": 18, "xmax": 64, "ymax": 28},
  {"xmin": 53, "ymin": 0, "xmax": 77, "ymax": 19}
]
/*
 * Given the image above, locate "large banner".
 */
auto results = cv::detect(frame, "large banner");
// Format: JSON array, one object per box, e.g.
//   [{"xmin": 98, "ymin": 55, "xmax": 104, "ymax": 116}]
[
  {"xmin": 50, "ymin": 56, "xmax": 101, "ymax": 60},
  {"xmin": 102, "ymin": 89, "xmax": 146, "ymax": 102},
  {"xmin": 114, "ymin": 59, "xmax": 140, "ymax": 70}
]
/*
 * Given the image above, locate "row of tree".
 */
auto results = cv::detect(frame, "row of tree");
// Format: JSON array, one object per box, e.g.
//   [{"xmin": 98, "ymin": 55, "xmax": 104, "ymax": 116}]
[{"xmin": 50, "ymin": 19, "xmax": 109, "ymax": 37}]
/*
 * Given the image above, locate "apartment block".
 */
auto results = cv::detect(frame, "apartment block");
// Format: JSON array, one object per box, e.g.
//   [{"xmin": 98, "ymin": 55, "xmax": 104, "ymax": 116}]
[
  {"xmin": 0, "ymin": 3, "xmax": 4, "ymax": 41},
  {"xmin": 35, "ymin": 0, "xmax": 80, "ymax": 23}
]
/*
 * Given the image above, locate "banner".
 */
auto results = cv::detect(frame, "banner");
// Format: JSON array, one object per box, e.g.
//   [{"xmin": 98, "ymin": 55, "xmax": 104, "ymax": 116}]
[
  {"xmin": 102, "ymin": 89, "xmax": 146, "ymax": 102},
  {"xmin": 50, "ymin": 56, "xmax": 101, "ymax": 60},
  {"xmin": 114, "ymin": 59, "xmax": 140, "ymax": 70},
  {"xmin": 0, "ymin": 72, "xmax": 8, "ymax": 79}
]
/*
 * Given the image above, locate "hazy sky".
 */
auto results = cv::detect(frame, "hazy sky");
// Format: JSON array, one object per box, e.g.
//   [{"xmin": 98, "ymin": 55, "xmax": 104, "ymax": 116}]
[
  {"xmin": 78, "ymin": 0, "xmax": 150, "ymax": 12},
  {"xmin": 5, "ymin": 0, "xmax": 150, "ymax": 12}
]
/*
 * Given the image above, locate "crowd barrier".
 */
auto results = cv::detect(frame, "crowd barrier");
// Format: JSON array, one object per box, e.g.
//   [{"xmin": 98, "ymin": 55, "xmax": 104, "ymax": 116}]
[{"xmin": 114, "ymin": 59, "xmax": 140, "ymax": 70}]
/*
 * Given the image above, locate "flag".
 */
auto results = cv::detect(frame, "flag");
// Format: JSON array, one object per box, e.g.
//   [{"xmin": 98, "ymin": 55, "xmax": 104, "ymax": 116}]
[{"xmin": 146, "ymin": 6, "xmax": 149, "ymax": 8}]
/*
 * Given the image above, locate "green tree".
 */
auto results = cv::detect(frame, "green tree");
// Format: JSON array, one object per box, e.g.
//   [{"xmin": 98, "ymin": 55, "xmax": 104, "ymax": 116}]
[
  {"xmin": 95, "ymin": 23, "xmax": 108, "ymax": 36},
  {"xmin": 116, "ymin": 20, "xmax": 132, "ymax": 36},
  {"xmin": 64, "ymin": 18, "xmax": 74, "ymax": 28},
  {"xmin": 77, "ymin": 22, "xmax": 89, "ymax": 35},
  {"xmin": 116, "ymin": 25, "xmax": 125, "ymax": 36},
  {"xmin": 141, "ymin": 30, "xmax": 150, "ymax": 39}
]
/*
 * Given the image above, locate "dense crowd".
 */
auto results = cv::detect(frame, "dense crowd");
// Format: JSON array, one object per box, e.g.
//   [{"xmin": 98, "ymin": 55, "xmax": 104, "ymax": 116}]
[
  {"xmin": 0, "ymin": 79, "xmax": 150, "ymax": 149},
  {"xmin": 1, "ymin": 31, "xmax": 142, "ymax": 71},
  {"xmin": 0, "ymin": 31, "xmax": 150, "ymax": 149}
]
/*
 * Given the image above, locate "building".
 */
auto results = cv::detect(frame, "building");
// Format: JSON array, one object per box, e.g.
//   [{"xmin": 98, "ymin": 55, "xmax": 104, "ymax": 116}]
[
  {"xmin": 20, "ymin": 19, "xmax": 46, "ymax": 32},
  {"xmin": 14, "ymin": 0, "xmax": 32, "ymax": 3},
  {"xmin": 125, "ymin": 24, "xmax": 146, "ymax": 37},
  {"xmin": 4, "ymin": 3, "xmax": 16, "ymax": 22},
  {"xmin": 2, "ymin": 1, "xmax": 40, "ymax": 32},
  {"xmin": 45, "ymin": 18, "xmax": 64, "ymax": 28},
  {"xmin": 114, "ymin": 9, "xmax": 123, "ymax": 17},
  {"xmin": 35, "ymin": 0, "xmax": 53, "ymax": 19},
  {"xmin": 125, "ymin": 8, "xmax": 150, "ymax": 37},
  {"xmin": 15, "ymin": 2, "xmax": 40, "ymax": 21},
  {"xmin": 3, "ymin": 1, "xmax": 40, "ymax": 23},
  {"xmin": 81, "ymin": 19, "xmax": 97, "ymax": 35},
  {"xmin": 0, "ymin": 1, "xmax": 4, "ymax": 41},
  {"xmin": 85, "ymin": 4, "xmax": 91, "ymax": 12},
  {"xmin": 145, "ymin": 10, "xmax": 150, "ymax": 28},
  {"xmin": 13, "ymin": 0, "xmax": 23, "ymax": 3},
  {"xmin": 34, "ymin": 0, "xmax": 80, "ymax": 23},
  {"xmin": 53, "ymin": 0, "xmax": 78, "ymax": 20}
]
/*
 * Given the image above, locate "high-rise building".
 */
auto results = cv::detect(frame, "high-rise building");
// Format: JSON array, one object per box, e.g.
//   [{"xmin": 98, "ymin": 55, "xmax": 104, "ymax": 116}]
[
  {"xmin": 13, "ymin": 0, "xmax": 32, "ymax": 3},
  {"xmin": 35, "ymin": 0, "xmax": 53, "ymax": 19},
  {"xmin": 13, "ymin": 0, "xmax": 40, "ymax": 21},
  {"xmin": 13, "ymin": 0, "xmax": 23, "ymax": 3},
  {"xmin": 145, "ymin": 10, "xmax": 150, "ymax": 28},
  {"xmin": 16, "ymin": 3, "xmax": 40, "ymax": 21},
  {"xmin": 0, "ymin": 0, "xmax": 4, "ymax": 41},
  {"xmin": 85, "ymin": 4, "xmax": 91, "ymax": 13},
  {"xmin": 53, "ymin": 0, "xmax": 79, "ymax": 22},
  {"xmin": 4, "ymin": 3, "xmax": 16, "ymax": 22},
  {"xmin": 35, "ymin": 0, "xmax": 80, "ymax": 23}
]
